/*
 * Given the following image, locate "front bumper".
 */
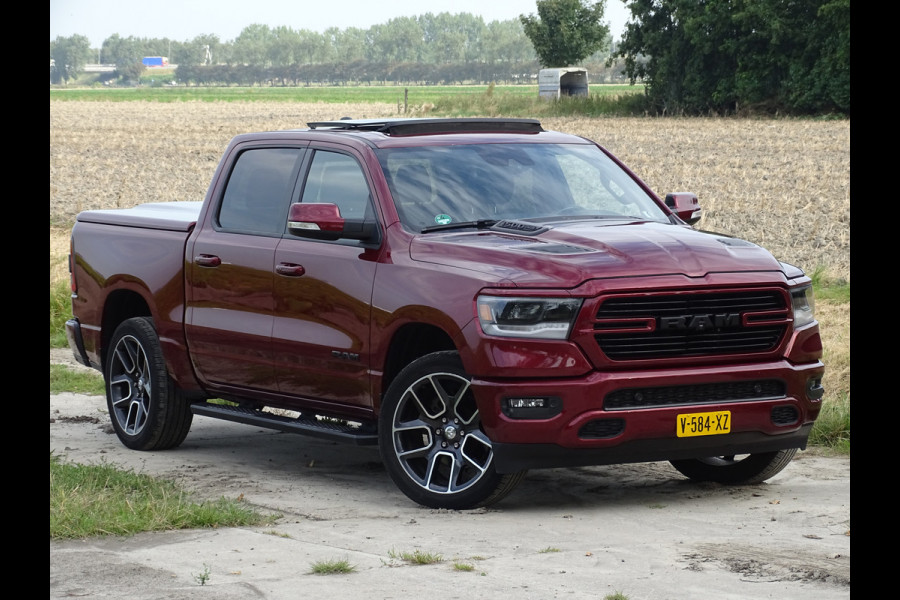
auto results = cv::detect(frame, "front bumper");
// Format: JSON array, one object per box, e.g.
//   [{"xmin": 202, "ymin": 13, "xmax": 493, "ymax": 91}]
[
  {"xmin": 492, "ymin": 424, "xmax": 814, "ymax": 473},
  {"xmin": 473, "ymin": 360, "xmax": 824, "ymax": 474}
]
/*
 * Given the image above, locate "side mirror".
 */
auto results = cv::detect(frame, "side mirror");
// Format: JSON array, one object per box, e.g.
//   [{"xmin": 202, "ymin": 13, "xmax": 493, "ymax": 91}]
[
  {"xmin": 287, "ymin": 203, "xmax": 379, "ymax": 243},
  {"xmin": 664, "ymin": 192, "xmax": 702, "ymax": 225}
]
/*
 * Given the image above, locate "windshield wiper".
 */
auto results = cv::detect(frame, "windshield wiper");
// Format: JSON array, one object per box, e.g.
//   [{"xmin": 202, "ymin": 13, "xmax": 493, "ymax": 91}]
[{"xmin": 420, "ymin": 219, "xmax": 498, "ymax": 233}]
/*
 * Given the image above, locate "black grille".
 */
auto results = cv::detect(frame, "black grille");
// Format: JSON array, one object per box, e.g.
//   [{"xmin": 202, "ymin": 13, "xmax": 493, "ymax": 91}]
[
  {"xmin": 604, "ymin": 380, "xmax": 787, "ymax": 410},
  {"xmin": 771, "ymin": 405, "xmax": 800, "ymax": 425},
  {"xmin": 594, "ymin": 290, "xmax": 788, "ymax": 360},
  {"xmin": 578, "ymin": 418, "xmax": 626, "ymax": 439}
]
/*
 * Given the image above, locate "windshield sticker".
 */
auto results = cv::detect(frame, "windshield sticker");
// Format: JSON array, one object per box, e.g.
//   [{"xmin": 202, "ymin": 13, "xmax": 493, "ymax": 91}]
[{"xmin": 434, "ymin": 214, "xmax": 452, "ymax": 225}]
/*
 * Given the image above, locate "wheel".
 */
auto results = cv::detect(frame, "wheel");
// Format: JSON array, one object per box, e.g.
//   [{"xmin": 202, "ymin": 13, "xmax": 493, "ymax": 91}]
[
  {"xmin": 105, "ymin": 317, "xmax": 193, "ymax": 451},
  {"xmin": 669, "ymin": 448, "xmax": 798, "ymax": 485},
  {"xmin": 378, "ymin": 351, "xmax": 525, "ymax": 509}
]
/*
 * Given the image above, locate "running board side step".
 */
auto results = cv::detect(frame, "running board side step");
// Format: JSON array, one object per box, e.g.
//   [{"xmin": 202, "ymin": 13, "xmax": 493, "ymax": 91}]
[{"xmin": 190, "ymin": 403, "xmax": 378, "ymax": 445}]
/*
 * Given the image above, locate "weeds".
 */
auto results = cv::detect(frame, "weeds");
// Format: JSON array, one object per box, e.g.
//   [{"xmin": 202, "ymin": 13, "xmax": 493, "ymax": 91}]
[
  {"xmin": 263, "ymin": 529, "xmax": 292, "ymax": 538},
  {"xmin": 808, "ymin": 392, "xmax": 851, "ymax": 452},
  {"xmin": 810, "ymin": 265, "xmax": 850, "ymax": 303},
  {"xmin": 310, "ymin": 558, "xmax": 356, "ymax": 575},
  {"xmin": 388, "ymin": 548, "xmax": 444, "ymax": 565},
  {"xmin": 430, "ymin": 86, "xmax": 645, "ymax": 118},
  {"xmin": 50, "ymin": 279, "xmax": 71, "ymax": 348},
  {"xmin": 193, "ymin": 564, "xmax": 211, "ymax": 585}
]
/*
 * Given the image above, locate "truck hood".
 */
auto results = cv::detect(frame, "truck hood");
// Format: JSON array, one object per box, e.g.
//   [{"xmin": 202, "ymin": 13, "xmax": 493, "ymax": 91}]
[{"xmin": 409, "ymin": 219, "xmax": 785, "ymax": 288}]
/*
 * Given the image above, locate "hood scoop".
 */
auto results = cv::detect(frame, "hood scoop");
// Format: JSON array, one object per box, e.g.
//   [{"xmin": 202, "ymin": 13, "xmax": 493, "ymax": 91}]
[
  {"xmin": 521, "ymin": 242, "xmax": 599, "ymax": 255},
  {"xmin": 487, "ymin": 220, "xmax": 596, "ymax": 254},
  {"xmin": 714, "ymin": 235, "xmax": 758, "ymax": 248},
  {"xmin": 490, "ymin": 220, "xmax": 549, "ymax": 236}
]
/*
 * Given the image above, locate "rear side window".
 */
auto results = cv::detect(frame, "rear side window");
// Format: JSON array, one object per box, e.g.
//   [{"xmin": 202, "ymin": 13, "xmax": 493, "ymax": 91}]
[{"xmin": 218, "ymin": 148, "xmax": 304, "ymax": 234}]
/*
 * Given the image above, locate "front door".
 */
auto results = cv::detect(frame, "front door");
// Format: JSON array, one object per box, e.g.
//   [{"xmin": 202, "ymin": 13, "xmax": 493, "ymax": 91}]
[{"xmin": 272, "ymin": 148, "xmax": 381, "ymax": 408}]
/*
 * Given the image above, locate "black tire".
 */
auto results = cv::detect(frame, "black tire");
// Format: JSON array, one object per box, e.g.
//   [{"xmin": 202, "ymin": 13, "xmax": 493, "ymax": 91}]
[
  {"xmin": 669, "ymin": 448, "xmax": 798, "ymax": 485},
  {"xmin": 378, "ymin": 351, "xmax": 525, "ymax": 509},
  {"xmin": 104, "ymin": 317, "xmax": 193, "ymax": 450}
]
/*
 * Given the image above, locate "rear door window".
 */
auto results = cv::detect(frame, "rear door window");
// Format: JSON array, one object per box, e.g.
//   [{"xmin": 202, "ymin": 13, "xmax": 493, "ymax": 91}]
[{"xmin": 218, "ymin": 148, "xmax": 304, "ymax": 235}]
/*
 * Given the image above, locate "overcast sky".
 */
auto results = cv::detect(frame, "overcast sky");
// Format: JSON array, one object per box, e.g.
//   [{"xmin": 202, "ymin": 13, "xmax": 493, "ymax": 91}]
[{"xmin": 50, "ymin": 0, "xmax": 632, "ymax": 49}]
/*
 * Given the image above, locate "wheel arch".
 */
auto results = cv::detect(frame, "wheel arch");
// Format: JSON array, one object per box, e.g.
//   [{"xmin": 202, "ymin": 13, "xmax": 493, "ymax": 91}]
[
  {"xmin": 378, "ymin": 322, "xmax": 457, "ymax": 410},
  {"xmin": 99, "ymin": 287, "xmax": 204, "ymax": 395},
  {"xmin": 101, "ymin": 288, "xmax": 152, "ymax": 367}
]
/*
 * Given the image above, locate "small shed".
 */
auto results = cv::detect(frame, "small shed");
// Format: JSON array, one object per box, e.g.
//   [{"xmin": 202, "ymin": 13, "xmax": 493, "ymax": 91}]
[{"xmin": 538, "ymin": 68, "xmax": 589, "ymax": 100}]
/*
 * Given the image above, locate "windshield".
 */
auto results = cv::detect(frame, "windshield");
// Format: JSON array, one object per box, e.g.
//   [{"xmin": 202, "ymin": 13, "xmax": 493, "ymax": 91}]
[{"xmin": 376, "ymin": 142, "xmax": 669, "ymax": 233}]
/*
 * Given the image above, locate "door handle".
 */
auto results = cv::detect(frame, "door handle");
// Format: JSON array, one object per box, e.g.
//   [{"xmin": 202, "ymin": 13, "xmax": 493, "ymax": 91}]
[
  {"xmin": 276, "ymin": 263, "xmax": 306, "ymax": 277},
  {"xmin": 195, "ymin": 254, "xmax": 221, "ymax": 267}
]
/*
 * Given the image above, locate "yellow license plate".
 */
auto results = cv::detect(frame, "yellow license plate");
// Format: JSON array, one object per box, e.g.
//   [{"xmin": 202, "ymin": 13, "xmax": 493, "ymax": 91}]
[{"xmin": 676, "ymin": 411, "xmax": 731, "ymax": 437}]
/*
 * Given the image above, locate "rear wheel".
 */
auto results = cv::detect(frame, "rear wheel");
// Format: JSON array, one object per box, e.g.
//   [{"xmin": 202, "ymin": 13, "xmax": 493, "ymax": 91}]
[
  {"xmin": 105, "ymin": 317, "xmax": 193, "ymax": 450},
  {"xmin": 669, "ymin": 448, "xmax": 798, "ymax": 485},
  {"xmin": 379, "ymin": 351, "xmax": 525, "ymax": 509}
]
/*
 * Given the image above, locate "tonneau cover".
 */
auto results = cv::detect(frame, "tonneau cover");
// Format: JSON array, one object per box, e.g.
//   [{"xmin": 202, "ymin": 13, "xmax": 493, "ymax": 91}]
[{"xmin": 75, "ymin": 201, "xmax": 202, "ymax": 232}]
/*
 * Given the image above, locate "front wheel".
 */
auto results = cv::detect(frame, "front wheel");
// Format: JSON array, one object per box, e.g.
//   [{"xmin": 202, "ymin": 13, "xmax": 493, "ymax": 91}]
[
  {"xmin": 378, "ymin": 351, "xmax": 525, "ymax": 509},
  {"xmin": 669, "ymin": 448, "xmax": 798, "ymax": 485},
  {"xmin": 105, "ymin": 317, "xmax": 193, "ymax": 450}
]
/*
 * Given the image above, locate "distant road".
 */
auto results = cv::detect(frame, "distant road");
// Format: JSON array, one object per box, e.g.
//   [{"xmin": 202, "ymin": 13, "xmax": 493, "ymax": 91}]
[
  {"xmin": 82, "ymin": 64, "xmax": 178, "ymax": 72},
  {"xmin": 83, "ymin": 64, "xmax": 115, "ymax": 72}
]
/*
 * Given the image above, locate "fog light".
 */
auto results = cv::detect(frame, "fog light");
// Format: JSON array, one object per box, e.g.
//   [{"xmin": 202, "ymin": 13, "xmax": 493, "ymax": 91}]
[
  {"xmin": 509, "ymin": 398, "xmax": 545, "ymax": 408},
  {"xmin": 501, "ymin": 397, "xmax": 562, "ymax": 419}
]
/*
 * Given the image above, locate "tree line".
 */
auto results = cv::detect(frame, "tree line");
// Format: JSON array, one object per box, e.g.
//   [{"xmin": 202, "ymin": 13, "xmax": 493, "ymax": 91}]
[
  {"xmin": 50, "ymin": 14, "xmax": 550, "ymax": 80},
  {"xmin": 51, "ymin": 1, "xmax": 849, "ymax": 116}
]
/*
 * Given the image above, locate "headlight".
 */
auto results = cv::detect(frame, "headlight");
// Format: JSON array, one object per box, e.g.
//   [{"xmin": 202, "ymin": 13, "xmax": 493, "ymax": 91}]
[
  {"xmin": 791, "ymin": 285, "xmax": 815, "ymax": 328},
  {"xmin": 477, "ymin": 296, "xmax": 583, "ymax": 339}
]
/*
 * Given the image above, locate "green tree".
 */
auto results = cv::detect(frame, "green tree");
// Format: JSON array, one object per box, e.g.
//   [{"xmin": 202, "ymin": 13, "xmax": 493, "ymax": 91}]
[
  {"xmin": 785, "ymin": 0, "xmax": 850, "ymax": 113},
  {"xmin": 102, "ymin": 34, "xmax": 143, "ymax": 70},
  {"xmin": 50, "ymin": 34, "xmax": 92, "ymax": 84},
  {"xmin": 294, "ymin": 29, "xmax": 325, "ymax": 65},
  {"xmin": 330, "ymin": 27, "xmax": 368, "ymax": 64},
  {"xmin": 484, "ymin": 19, "xmax": 538, "ymax": 64},
  {"xmin": 101, "ymin": 34, "xmax": 149, "ymax": 83},
  {"xmin": 520, "ymin": 0, "xmax": 610, "ymax": 67},
  {"xmin": 268, "ymin": 26, "xmax": 299, "ymax": 67},
  {"xmin": 173, "ymin": 34, "xmax": 223, "ymax": 66},
  {"xmin": 368, "ymin": 17, "xmax": 425, "ymax": 64},
  {"xmin": 117, "ymin": 60, "xmax": 145, "ymax": 83},
  {"xmin": 614, "ymin": 0, "xmax": 849, "ymax": 115},
  {"xmin": 233, "ymin": 24, "xmax": 274, "ymax": 66}
]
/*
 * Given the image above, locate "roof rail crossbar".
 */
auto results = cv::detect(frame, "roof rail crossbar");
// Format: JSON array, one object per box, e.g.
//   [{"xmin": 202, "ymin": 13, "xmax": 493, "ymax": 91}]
[{"xmin": 307, "ymin": 118, "xmax": 544, "ymax": 135}]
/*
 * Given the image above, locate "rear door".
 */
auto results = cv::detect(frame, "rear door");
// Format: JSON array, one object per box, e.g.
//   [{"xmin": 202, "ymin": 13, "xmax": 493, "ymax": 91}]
[{"xmin": 185, "ymin": 144, "xmax": 305, "ymax": 392}]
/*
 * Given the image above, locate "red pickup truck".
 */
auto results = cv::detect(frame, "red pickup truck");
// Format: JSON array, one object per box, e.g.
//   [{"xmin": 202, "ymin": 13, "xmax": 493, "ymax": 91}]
[{"xmin": 66, "ymin": 118, "xmax": 825, "ymax": 509}]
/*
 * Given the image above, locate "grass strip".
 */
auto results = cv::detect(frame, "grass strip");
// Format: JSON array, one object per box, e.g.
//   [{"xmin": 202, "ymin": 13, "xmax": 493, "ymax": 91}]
[{"xmin": 50, "ymin": 453, "xmax": 272, "ymax": 539}]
